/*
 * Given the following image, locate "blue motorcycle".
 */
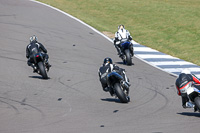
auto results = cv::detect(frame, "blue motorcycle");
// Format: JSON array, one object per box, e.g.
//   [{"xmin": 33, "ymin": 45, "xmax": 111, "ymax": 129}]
[
  {"xmin": 120, "ymin": 41, "xmax": 134, "ymax": 65},
  {"xmin": 107, "ymin": 71, "xmax": 130, "ymax": 103}
]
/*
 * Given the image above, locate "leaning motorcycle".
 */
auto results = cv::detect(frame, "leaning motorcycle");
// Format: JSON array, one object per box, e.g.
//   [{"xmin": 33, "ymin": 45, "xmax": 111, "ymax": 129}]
[
  {"xmin": 107, "ymin": 71, "xmax": 130, "ymax": 103},
  {"xmin": 119, "ymin": 40, "xmax": 134, "ymax": 65},
  {"xmin": 181, "ymin": 82, "xmax": 200, "ymax": 112},
  {"xmin": 33, "ymin": 52, "xmax": 48, "ymax": 79}
]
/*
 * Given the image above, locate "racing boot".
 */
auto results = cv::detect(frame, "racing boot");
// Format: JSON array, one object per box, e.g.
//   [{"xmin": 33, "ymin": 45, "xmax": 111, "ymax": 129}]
[
  {"xmin": 115, "ymin": 45, "xmax": 123, "ymax": 58},
  {"xmin": 31, "ymin": 64, "xmax": 37, "ymax": 73},
  {"xmin": 184, "ymin": 102, "xmax": 194, "ymax": 108},
  {"xmin": 118, "ymin": 50, "xmax": 123, "ymax": 58},
  {"xmin": 194, "ymin": 106, "xmax": 198, "ymax": 112},
  {"xmin": 103, "ymin": 87, "xmax": 110, "ymax": 92},
  {"xmin": 109, "ymin": 88, "xmax": 114, "ymax": 96},
  {"xmin": 45, "ymin": 60, "xmax": 51, "ymax": 71}
]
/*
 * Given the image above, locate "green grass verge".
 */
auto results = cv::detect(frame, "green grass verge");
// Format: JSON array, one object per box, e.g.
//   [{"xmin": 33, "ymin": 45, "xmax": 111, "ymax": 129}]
[{"xmin": 38, "ymin": 0, "xmax": 200, "ymax": 65}]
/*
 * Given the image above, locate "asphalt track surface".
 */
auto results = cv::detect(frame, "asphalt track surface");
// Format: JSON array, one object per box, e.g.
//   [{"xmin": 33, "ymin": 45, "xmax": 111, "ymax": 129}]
[{"xmin": 0, "ymin": 0, "xmax": 200, "ymax": 133}]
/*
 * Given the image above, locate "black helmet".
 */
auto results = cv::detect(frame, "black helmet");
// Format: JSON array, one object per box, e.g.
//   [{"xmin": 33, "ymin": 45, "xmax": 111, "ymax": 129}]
[{"xmin": 103, "ymin": 57, "xmax": 113, "ymax": 65}]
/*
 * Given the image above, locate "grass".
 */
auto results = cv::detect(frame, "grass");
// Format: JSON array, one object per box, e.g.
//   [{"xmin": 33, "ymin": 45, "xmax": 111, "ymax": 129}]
[{"xmin": 38, "ymin": 0, "xmax": 200, "ymax": 65}]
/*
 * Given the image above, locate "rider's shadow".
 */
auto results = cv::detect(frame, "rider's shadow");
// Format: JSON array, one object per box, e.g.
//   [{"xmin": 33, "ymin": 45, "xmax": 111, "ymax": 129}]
[
  {"xmin": 101, "ymin": 98, "xmax": 122, "ymax": 103},
  {"xmin": 177, "ymin": 112, "xmax": 200, "ymax": 117}
]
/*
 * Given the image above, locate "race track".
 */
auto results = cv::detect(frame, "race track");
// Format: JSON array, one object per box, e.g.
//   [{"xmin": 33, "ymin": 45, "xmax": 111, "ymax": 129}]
[{"xmin": 0, "ymin": 0, "xmax": 200, "ymax": 133}]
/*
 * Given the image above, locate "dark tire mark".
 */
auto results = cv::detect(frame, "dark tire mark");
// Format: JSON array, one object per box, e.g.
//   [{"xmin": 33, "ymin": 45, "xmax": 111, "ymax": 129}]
[
  {"xmin": 0, "ymin": 99, "xmax": 19, "ymax": 114},
  {"xmin": 0, "ymin": 97, "xmax": 45, "ymax": 118}
]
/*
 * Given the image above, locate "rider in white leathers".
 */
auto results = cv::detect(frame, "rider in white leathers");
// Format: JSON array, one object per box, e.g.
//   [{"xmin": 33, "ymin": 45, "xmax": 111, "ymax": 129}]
[{"xmin": 113, "ymin": 24, "xmax": 134, "ymax": 58}]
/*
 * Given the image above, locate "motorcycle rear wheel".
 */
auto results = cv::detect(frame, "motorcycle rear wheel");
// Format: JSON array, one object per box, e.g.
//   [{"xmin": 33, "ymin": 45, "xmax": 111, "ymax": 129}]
[
  {"xmin": 194, "ymin": 97, "xmax": 200, "ymax": 110},
  {"xmin": 38, "ymin": 61, "xmax": 48, "ymax": 79},
  {"xmin": 114, "ymin": 83, "xmax": 130, "ymax": 103},
  {"xmin": 125, "ymin": 49, "xmax": 132, "ymax": 66}
]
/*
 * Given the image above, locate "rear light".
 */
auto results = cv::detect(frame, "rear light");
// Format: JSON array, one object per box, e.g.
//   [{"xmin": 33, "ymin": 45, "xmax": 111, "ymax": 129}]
[{"xmin": 36, "ymin": 55, "xmax": 39, "ymax": 57}]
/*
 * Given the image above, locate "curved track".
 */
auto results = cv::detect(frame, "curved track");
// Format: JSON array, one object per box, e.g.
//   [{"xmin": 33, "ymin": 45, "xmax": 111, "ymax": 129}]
[{"xmin": 0, "ymin": 0, "xmax": 200, "ymax": 133}]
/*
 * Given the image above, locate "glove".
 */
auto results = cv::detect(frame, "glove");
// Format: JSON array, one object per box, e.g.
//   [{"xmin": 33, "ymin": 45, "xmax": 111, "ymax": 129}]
[
  {"xmin": 130, "ymin": 40, "xmax": 135, "ymax": 44},
  {"xmin": 114, "ymin": 66, "xmax": 120, "ymax": 70},
  {"xmin": 116, "ymin": 41, "xmax": 120, "ymax": 45}
]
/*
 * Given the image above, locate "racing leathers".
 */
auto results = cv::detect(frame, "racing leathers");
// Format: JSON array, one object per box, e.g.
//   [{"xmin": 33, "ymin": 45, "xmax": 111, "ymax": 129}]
[
  {"xmin": 98, "ymin": 63, "xmax": 130, "ymax": 95},
  {"xmin": 114, "ymin": 28, "xmax": 134, "ymax": 57},
  {"xmin": 175, "ymin": 73, "xmax": 200, "ymax": 109},
  {"xmin": 26, "ymin": 42, "xmax": 50, "ymax": 72}
]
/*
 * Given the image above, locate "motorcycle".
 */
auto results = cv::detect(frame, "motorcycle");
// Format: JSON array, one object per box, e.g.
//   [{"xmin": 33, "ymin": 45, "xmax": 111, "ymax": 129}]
[
  {"xmin": 107, "ymin": 71, "xmax": 130, "ymax": 103},
  {"xmin": 119, "ymin": 40, "xmax": 134, "ymax": 65},
  {"xmin": 181, "ymin": 82, "xmax": 200, "ymax": 112},
  {"xmin": 33, "ymin": 52, "xmax": 48, "ymax": 79}
]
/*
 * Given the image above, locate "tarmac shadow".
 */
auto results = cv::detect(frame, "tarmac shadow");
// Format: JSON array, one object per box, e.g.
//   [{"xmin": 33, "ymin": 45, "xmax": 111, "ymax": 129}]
[
  {"xmin": 115, "ymin": 61, "xmax": 124, "ymax": 65},
  {"xmin": 101, "ymin": 98, "xmax": 121, "ymax": 103},
  {"xmin": 115, "ymin": 62, "xmax": 134, "ymax": 66},
  {"xmin": 177, "ymin": 112, "xmax": 200, "ymax": 117},
  {"xmin": 29, "ymin": 76, "xmax": 50, "ymax": 80}
]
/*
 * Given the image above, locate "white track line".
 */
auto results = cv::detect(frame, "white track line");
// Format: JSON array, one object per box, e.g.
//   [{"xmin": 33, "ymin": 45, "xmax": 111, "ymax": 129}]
[
  {"xmin": 134, "ymin": 47, "xmax": 159, "ymax": 52},
  {"xmin": 151, "ymin": 61, "xmax": 194, "ymax": 66},
  {"xmin": 137, "ymin": 54, "xmax": 177, "ymax": 59}
]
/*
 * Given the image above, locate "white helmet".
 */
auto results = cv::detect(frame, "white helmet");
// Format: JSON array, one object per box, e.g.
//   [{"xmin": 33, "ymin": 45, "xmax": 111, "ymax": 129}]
[
  {"xmin": 30, "ymin": 35, "xmax": 38, "ymax": 43},
  {"xmin": 181, "ymin": 69, "xmax": 191, "ymax": 74}
]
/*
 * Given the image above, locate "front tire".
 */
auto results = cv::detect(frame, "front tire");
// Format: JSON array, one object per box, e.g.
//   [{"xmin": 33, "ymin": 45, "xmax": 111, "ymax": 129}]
[
  {"xmin": 125, "ymin": 49, "xmax": 132, "ymax": 65},
  {"xmin": 38, "ymin": 61, "xmax": 48, "ymax": 79},
  {"xmin": 194, "ymin": 97, "xmax": 200, "ymax": 110},
  {"xmin": 114, "ymin": 83, "xmax": 129, "ymax": 103}
]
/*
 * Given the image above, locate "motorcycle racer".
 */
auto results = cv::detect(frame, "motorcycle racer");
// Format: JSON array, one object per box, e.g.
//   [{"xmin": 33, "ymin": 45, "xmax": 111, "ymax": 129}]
[
  {"xmin": 98, "ymin": 57, "xmax": 130, "ymax": 95},
  {"xmin": 26, "ymin": 35, "xmax": 51, "ymax": 72},
  {"xmin": 113, "ymin": 24, "xmax": 134, "ymax": 58},
  {"xmin": 175, "ymin": 69, "xmax": 200, "ymax": 111}
]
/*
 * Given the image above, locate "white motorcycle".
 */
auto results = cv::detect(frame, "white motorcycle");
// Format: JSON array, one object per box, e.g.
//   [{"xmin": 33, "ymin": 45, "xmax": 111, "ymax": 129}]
[{"xmin": 180, "ymin": 82, "xmax": 200, "ymax": 112}]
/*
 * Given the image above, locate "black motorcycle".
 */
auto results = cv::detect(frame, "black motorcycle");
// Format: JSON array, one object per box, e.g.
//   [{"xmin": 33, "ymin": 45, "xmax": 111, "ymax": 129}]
[
  {"xmin": 120, "ymin": 41, "xmax": 134, "ymax": 65},
  {"xmin": 33, "ymin": 52, "xmax": 48, "ymax": 79},
  {"xmin": 107, "ymin": 71, "xmax": 130, "ymax": 103}
]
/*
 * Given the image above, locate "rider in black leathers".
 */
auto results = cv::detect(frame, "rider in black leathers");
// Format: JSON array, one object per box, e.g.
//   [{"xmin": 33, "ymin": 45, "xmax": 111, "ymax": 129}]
[
  {"xmin": 26, "ymin": 35, "xmax": 51, "ymax": 72},
  {"xmin": 98, "ymin": 57, "xmax": 130, "ymax": 95}
]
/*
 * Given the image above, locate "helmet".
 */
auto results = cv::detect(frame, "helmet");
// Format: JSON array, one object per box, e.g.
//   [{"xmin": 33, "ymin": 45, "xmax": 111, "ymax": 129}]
[
  {"xmin": 30, "ymin": 35, "xmax": 38, "ymax": 43},
  {"xmin": 118, "ymin": 24, "xmax": 125, "ymax": 30},
  {"xmin": 181, "ymin": 69, "xmax": 191, "ymax": 74},
  {"xmin": 103, "ymin": 57, "xmax": 113, "ymax": 65}
]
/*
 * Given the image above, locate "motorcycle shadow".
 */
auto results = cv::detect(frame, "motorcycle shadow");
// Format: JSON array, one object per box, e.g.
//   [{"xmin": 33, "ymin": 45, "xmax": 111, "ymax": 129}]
[
  {"xmin": 101, "ymin": 98, "xmax": 121, "ymax": 103},
  {"xmin": 177, "ymin": 112, "xmax": 200, "ymax": 117},
  {"xmin": 115, "ymin": 62, "xmax": 134, "ymax": 66},
  {"xmin": 29, "ymin": 76, "xmax": 50, "ymax": 80}
]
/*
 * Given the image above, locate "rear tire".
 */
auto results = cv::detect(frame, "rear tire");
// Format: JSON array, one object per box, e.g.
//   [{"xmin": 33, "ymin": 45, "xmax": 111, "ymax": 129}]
[
  {"xmin": 125, "ymin": 49, "xmax": 132, "ymax": 66},
  {"xmin": 114, "ymin": 83, "xmax": 129, "ymax": 103},
  {"xmin": 194, "ymin": 97, "xmax": 200, "ymax": 110},
  {"xmin": 38, "ymin": 61, "xmax": 48, "ymax": 79}
]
